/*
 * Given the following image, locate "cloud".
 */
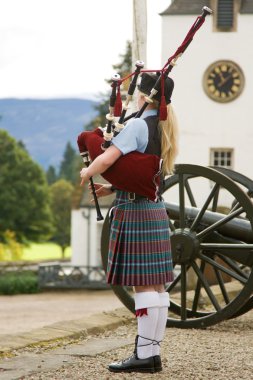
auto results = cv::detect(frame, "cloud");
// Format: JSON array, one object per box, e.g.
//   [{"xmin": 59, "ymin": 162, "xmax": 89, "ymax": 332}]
[
  {"xmin": 0, "ymin": 0, "xmax": 170, "ymax": 98},
  {"xmin": 0, "ymin": 27, "xmax": 41, "ymax": 68}
]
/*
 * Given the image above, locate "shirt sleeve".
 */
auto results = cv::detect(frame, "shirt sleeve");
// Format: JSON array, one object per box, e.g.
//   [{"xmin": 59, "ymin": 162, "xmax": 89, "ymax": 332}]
[{"xmin": 111, "ymin": 118, "xmax": 148, "ymax": 155}]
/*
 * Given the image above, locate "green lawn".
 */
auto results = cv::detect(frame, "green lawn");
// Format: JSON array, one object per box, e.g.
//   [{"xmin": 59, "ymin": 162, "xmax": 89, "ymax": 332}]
[{"xmin": 22, "ymin": 243, "xmax": 72, "ymax": 261}]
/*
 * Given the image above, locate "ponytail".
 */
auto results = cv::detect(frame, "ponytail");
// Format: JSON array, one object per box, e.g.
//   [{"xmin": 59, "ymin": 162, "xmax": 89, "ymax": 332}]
[
  {"xmin": 159, "ymin": 103, "xmax": 179, "ymax": 175},
  {"xmin": 138, "ymin": 93, "xmax": 179, "ymax": 175}
]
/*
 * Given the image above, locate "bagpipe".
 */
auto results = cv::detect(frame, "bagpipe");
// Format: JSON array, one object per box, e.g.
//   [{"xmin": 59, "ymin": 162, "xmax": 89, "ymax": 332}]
[{"xmin": 77, "ymin": 6, "xmax": 213, "ymax": 220}]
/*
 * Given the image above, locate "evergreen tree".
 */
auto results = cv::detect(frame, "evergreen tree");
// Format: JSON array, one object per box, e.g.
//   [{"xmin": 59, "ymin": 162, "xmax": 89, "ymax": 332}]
[
  {"xmin": 49, "ymin": 179, "xmax": 74, "ymax": 258},
  {"xmin": 17, "ymin": 140, "xmax": 28, "ymax": 153},
  {"xmin": 84, "ymin": 95, "xmax": 109, "ymax": 131},
  {"xmin": 46, "ymin": 165, "xmax": 58, "ymax": 185},
  {"xmin": 59, "ymin": 142, "xmax": 79, "ymax": 185},
  {"xmin": 0, "ymin": 129, "xmax": 54, "ymax": 243},
  {"xmin": 111, "ymin": 40, "xmax": 132, "ymax": 90},
  {"xmin": 83, "ymin": 41, "xmax": 132, "ymax": 131}
]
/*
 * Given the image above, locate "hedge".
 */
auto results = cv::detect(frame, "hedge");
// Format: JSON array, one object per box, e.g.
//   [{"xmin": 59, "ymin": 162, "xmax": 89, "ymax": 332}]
[{"xmin": 0, "ymin": 271, "xmax": 39, "ymax": 295}]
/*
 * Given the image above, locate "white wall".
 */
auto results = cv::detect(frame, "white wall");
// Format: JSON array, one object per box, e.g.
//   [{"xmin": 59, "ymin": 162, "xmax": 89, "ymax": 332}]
[
  {"xmin": 161, "ymin": 14, "xmax": 253, "ymax": 180},
  {"xmin": 71, "ymin": 208, "xmax": 106, "ymax": 267},
  {"xmin": 71, "ymin": 209, "xmax": 88, "ymax": 266}
]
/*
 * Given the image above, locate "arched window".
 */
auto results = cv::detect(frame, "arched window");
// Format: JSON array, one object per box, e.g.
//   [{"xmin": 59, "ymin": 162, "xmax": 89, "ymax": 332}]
[{"xmin": 216, "ymin": 0, "xmax": 235, "ymax": 30}]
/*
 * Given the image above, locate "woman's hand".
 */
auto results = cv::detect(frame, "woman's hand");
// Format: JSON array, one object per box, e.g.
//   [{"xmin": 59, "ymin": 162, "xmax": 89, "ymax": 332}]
[
  {"xmin": 89, "ymin": 183, "xmax": 113, "ymax": 200},
  {"xmin": 80, "ymin": 167, "xmax": 90, "ymax": 186},
  {"xmin": 79, "ymin": 145, "xmax": 122, "ymax": 186}
]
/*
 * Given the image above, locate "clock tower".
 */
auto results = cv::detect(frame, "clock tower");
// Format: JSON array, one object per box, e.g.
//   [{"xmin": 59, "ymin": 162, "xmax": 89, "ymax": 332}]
[{"xmin": 160, "ymin": 0, "xmax": 253, "ymax": 179}]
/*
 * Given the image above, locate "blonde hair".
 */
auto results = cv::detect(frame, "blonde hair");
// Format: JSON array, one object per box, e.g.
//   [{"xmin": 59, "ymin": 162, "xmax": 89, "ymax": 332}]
[
  {"xmin": 138, "ymin": 92, "xmax": 179, "ymax": 175},
  {"xmin": 159, "ymin": 103, "xmax": 179, "ymax": 175},
  {"xmin": 148, "ymin": 98, "xmax": 179, "ymax": 175}
]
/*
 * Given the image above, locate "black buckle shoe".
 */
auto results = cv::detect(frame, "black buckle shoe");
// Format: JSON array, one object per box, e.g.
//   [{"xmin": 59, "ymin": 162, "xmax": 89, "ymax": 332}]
[
  {"xmin": 108, "ymin": 354, "xmax": 155, "ymax": 373},
  {"xmin": 153, "ymin": 355, "xmax": 162, "ymax": 372}
]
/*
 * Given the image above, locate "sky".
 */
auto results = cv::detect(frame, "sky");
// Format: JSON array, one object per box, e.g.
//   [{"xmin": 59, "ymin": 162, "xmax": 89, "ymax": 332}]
[{"xmin": 0, "ymin": 0, "xmax": 170, "ymax": 100}]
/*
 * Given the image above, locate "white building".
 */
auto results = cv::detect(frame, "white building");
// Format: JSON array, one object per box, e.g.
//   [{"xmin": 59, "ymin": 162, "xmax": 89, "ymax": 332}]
[{"xmin": 161, "ymin": 0, "xmax": 253, "ymax": 179}]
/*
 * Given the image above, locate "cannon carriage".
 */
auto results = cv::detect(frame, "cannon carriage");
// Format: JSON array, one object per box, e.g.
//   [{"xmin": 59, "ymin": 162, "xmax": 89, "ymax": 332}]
[{"xmin": 101, "ymin": 164, "xmax": 253, "ymax": 328}]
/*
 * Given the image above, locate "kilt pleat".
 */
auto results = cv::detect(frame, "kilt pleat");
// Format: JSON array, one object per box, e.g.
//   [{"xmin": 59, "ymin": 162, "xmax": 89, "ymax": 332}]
[{"xmin": 107, "ymin": 190, "xmax": 174, "ymax": 286}]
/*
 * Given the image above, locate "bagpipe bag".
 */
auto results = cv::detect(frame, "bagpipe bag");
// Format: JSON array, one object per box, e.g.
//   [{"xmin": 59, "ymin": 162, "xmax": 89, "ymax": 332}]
[{"xmin": 77, "ymin": 128, "xmax": 162, "ymax": 202}]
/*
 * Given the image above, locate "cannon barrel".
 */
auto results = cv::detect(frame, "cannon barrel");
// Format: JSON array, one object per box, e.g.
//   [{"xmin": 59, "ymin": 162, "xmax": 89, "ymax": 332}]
[
  {"xmin": 165, "ymin": 202, "xmax": 253, "ymax": 243},
  {"xmin": 166, "ymin": 202, "xmax": 253, "ymax": 266}
]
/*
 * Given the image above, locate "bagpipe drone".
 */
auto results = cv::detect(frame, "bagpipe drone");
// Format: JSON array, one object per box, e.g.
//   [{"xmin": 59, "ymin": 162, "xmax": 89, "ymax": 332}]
[{"xmin": 77, "ymin": 6, "xmax": 213, "ymax": 220}]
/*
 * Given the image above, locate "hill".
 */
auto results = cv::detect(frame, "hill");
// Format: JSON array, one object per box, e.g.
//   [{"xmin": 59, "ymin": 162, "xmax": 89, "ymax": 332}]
[{"xmin": 0, "ymin": 98, "xmax": 98, "ymax": 169}]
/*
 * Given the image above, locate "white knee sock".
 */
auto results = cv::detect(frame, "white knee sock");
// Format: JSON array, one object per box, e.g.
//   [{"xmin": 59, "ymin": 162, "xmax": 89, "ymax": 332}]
[
  {"xmin": 152, "ymin": 292, "xmax": 170, "ymax": 356},
  {"xmin": 134, "ymin": 291, "xmax": 160, "ymax": 359}
]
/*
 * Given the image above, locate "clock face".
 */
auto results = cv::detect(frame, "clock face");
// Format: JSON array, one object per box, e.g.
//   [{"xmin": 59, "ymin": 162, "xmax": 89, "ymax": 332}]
[{"xmin": 203, "ymin": 60, "xmax": 245, "ymax": 103}]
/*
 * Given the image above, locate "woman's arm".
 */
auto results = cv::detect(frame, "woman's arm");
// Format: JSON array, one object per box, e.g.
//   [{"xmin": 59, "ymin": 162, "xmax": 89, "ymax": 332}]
[
  {"xmin": 80, "ymin": 145, "xmax": 122, "ymax": 185},
  {"xmin": 80, "ymin": 118, "xmax": 148, "ymax": 186}
]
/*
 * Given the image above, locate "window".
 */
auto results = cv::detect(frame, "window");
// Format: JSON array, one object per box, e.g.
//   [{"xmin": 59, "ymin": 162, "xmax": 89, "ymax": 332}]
[
  {"xmin": 217, "ymin": 0, "xmax": 234, "ymax": 29},
  {"xmin": 212, "ymin": 0, "xmax": 238, "ymax": 32},
  {"xmin": 210, "ymin": 148, "xmax": 234, "ymax": 168}
]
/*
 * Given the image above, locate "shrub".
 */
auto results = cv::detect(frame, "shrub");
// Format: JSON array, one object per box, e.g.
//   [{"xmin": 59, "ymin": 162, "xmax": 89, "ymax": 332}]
[
  {"xmin": 0, "ymin": 230, "xmax": 23, "ymax": 261},
  {"xmin": 0, "ymin": 271, "xmax": 39, "ymax": 295}
]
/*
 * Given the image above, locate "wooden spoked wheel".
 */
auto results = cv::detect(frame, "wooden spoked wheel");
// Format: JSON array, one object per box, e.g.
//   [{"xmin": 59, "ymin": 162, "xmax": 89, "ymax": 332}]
[{"xmin": 101, "ymin": 165, "xmax": 253, "ymax": 328}]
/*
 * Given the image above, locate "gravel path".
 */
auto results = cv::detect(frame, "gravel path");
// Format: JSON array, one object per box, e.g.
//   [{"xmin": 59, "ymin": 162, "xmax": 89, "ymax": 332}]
[{"xmin": 12, "ymin": 309, "xmax": 253, "ymax": 380}]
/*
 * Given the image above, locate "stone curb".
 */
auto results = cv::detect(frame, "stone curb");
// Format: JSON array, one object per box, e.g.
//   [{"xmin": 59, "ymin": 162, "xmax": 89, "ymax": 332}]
[{"xmin": 0, "ymin": 307, "xmax": 133, "ymax": 355}]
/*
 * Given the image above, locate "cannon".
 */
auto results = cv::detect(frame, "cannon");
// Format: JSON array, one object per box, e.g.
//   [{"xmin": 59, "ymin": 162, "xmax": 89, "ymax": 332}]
[{"xmin": 101, "ymin": 164, "xmax": 253, "ymax": 328}]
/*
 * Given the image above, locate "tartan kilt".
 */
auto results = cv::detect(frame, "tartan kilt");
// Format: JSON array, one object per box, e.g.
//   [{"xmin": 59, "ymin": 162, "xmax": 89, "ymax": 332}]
[{"xmin": 107, "ymin": 190, "xmax": 174, "ymax": 286}]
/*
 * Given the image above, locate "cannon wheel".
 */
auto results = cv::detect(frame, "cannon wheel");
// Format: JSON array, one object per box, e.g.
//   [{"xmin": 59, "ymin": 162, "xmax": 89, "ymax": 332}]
[
  {"xmin": 205, "ymin": 166, "xmax": 253, "ymax": 320},
  {"xmin": 101, "ymin": 164, "xmax": 253, "ymax": 328},
  {"xmin": 163, "ymin": 165, "xmax": 253, "ymax": 326}
]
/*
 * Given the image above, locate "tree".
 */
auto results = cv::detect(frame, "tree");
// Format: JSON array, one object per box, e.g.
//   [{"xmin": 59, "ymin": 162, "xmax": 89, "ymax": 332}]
[
  {"xmin": 59, "ymin": 142, "xmax": 80, "ymax": 185},
  {"xmin": 0, "ymin": 130, "xmax": 54, "ymax": 243},
  {"xmin": 0, "ymin": 230, "xmax": 23, "ymax": 261},
  {"xmin": 49, "ymin": 179, "xmax": 74, "ymax": 258},
  {"xmin": 17, "ymin": 140, "xmax": 28, "ymax": 153},
  {"xmin": 84, "ymin": 41, "xmax": 132, "ymax": 131},
  {"xmin": 84, "ymin": 94, "xmax": 109, "ymax": 131},
  {"xmin": 111, "ymin": 40, "xmax": 132, "ymax": 89},
  {"xmin": 46, "ymin": 165, "xmax": 58, "ymax": 185}
]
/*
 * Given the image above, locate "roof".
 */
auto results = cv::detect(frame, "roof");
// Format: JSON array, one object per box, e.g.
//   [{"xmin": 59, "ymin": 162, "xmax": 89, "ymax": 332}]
[
  {"xmin": 160, "ymin": 0, "xmax": 210, "ymax": 15},
  {"xmin": 161, "ymin": 0, "xmax": 253, "ymax": 15},
  {"xmin": 240, "ymin": 0, "xmax": 253, "ymax": 13}
]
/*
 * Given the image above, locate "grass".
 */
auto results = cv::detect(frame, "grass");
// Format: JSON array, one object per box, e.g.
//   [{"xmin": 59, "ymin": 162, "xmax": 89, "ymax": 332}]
[{"xmin": 21, "ymin": 242, "xmax": 72, "ymax": 262}]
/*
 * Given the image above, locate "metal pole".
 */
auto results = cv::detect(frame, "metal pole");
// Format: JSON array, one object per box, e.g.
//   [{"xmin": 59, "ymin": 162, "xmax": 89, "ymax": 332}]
[{"xmin": 132, "ymin": 0, "xmax": 147, "ymax": 112}]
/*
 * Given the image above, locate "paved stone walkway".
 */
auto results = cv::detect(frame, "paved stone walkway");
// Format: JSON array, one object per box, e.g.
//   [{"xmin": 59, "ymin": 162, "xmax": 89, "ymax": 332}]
[
  {"xmin": 0, "ymin": 323, "xmax": 133, "ymax": 380},
  {"xmin": 0, "ymin": 289, "xmax": 122, "ymax": 335},
  {"xmin": 0, "ymin": 291, "xmax": 253, "ymax": 379}
]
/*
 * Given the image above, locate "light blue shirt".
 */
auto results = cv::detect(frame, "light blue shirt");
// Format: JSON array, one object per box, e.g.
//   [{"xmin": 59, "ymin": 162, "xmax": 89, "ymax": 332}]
[{"xmin": 112, "ymin": 109, "xmax": 157, "ymax": 155}]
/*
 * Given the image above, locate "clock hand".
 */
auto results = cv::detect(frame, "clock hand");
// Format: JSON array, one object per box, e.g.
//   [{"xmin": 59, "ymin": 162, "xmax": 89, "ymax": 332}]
[
  {"xmin": 218, "ymin": 72, "xmax": 225, "ymax": 82},
  {"xmin": 217, "ymin": 73, "xmax": 233, "ymax": 88}
]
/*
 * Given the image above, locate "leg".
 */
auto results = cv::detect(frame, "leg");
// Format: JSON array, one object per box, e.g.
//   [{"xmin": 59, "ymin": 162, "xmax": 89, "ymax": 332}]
[
  {"xmin": 108, "ymin": 285, "xmax": 159, "ymax": 373},
  {"xmin": 134, "ymin": 285, "xmax": 169, "ymax": 372},
  {"xmin": 134, "ymin": 285, "xmax": 160, "ymax": 359},
  {"xmin": 152, "ymin": 284, "xmax": 170, "ymax": 367}
]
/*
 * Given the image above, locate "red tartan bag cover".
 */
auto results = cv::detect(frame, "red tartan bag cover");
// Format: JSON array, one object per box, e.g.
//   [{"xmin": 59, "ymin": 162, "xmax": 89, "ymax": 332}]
[{"xmin": 77, "ymin": 128, "xmax": 162, "ymax": 202}]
